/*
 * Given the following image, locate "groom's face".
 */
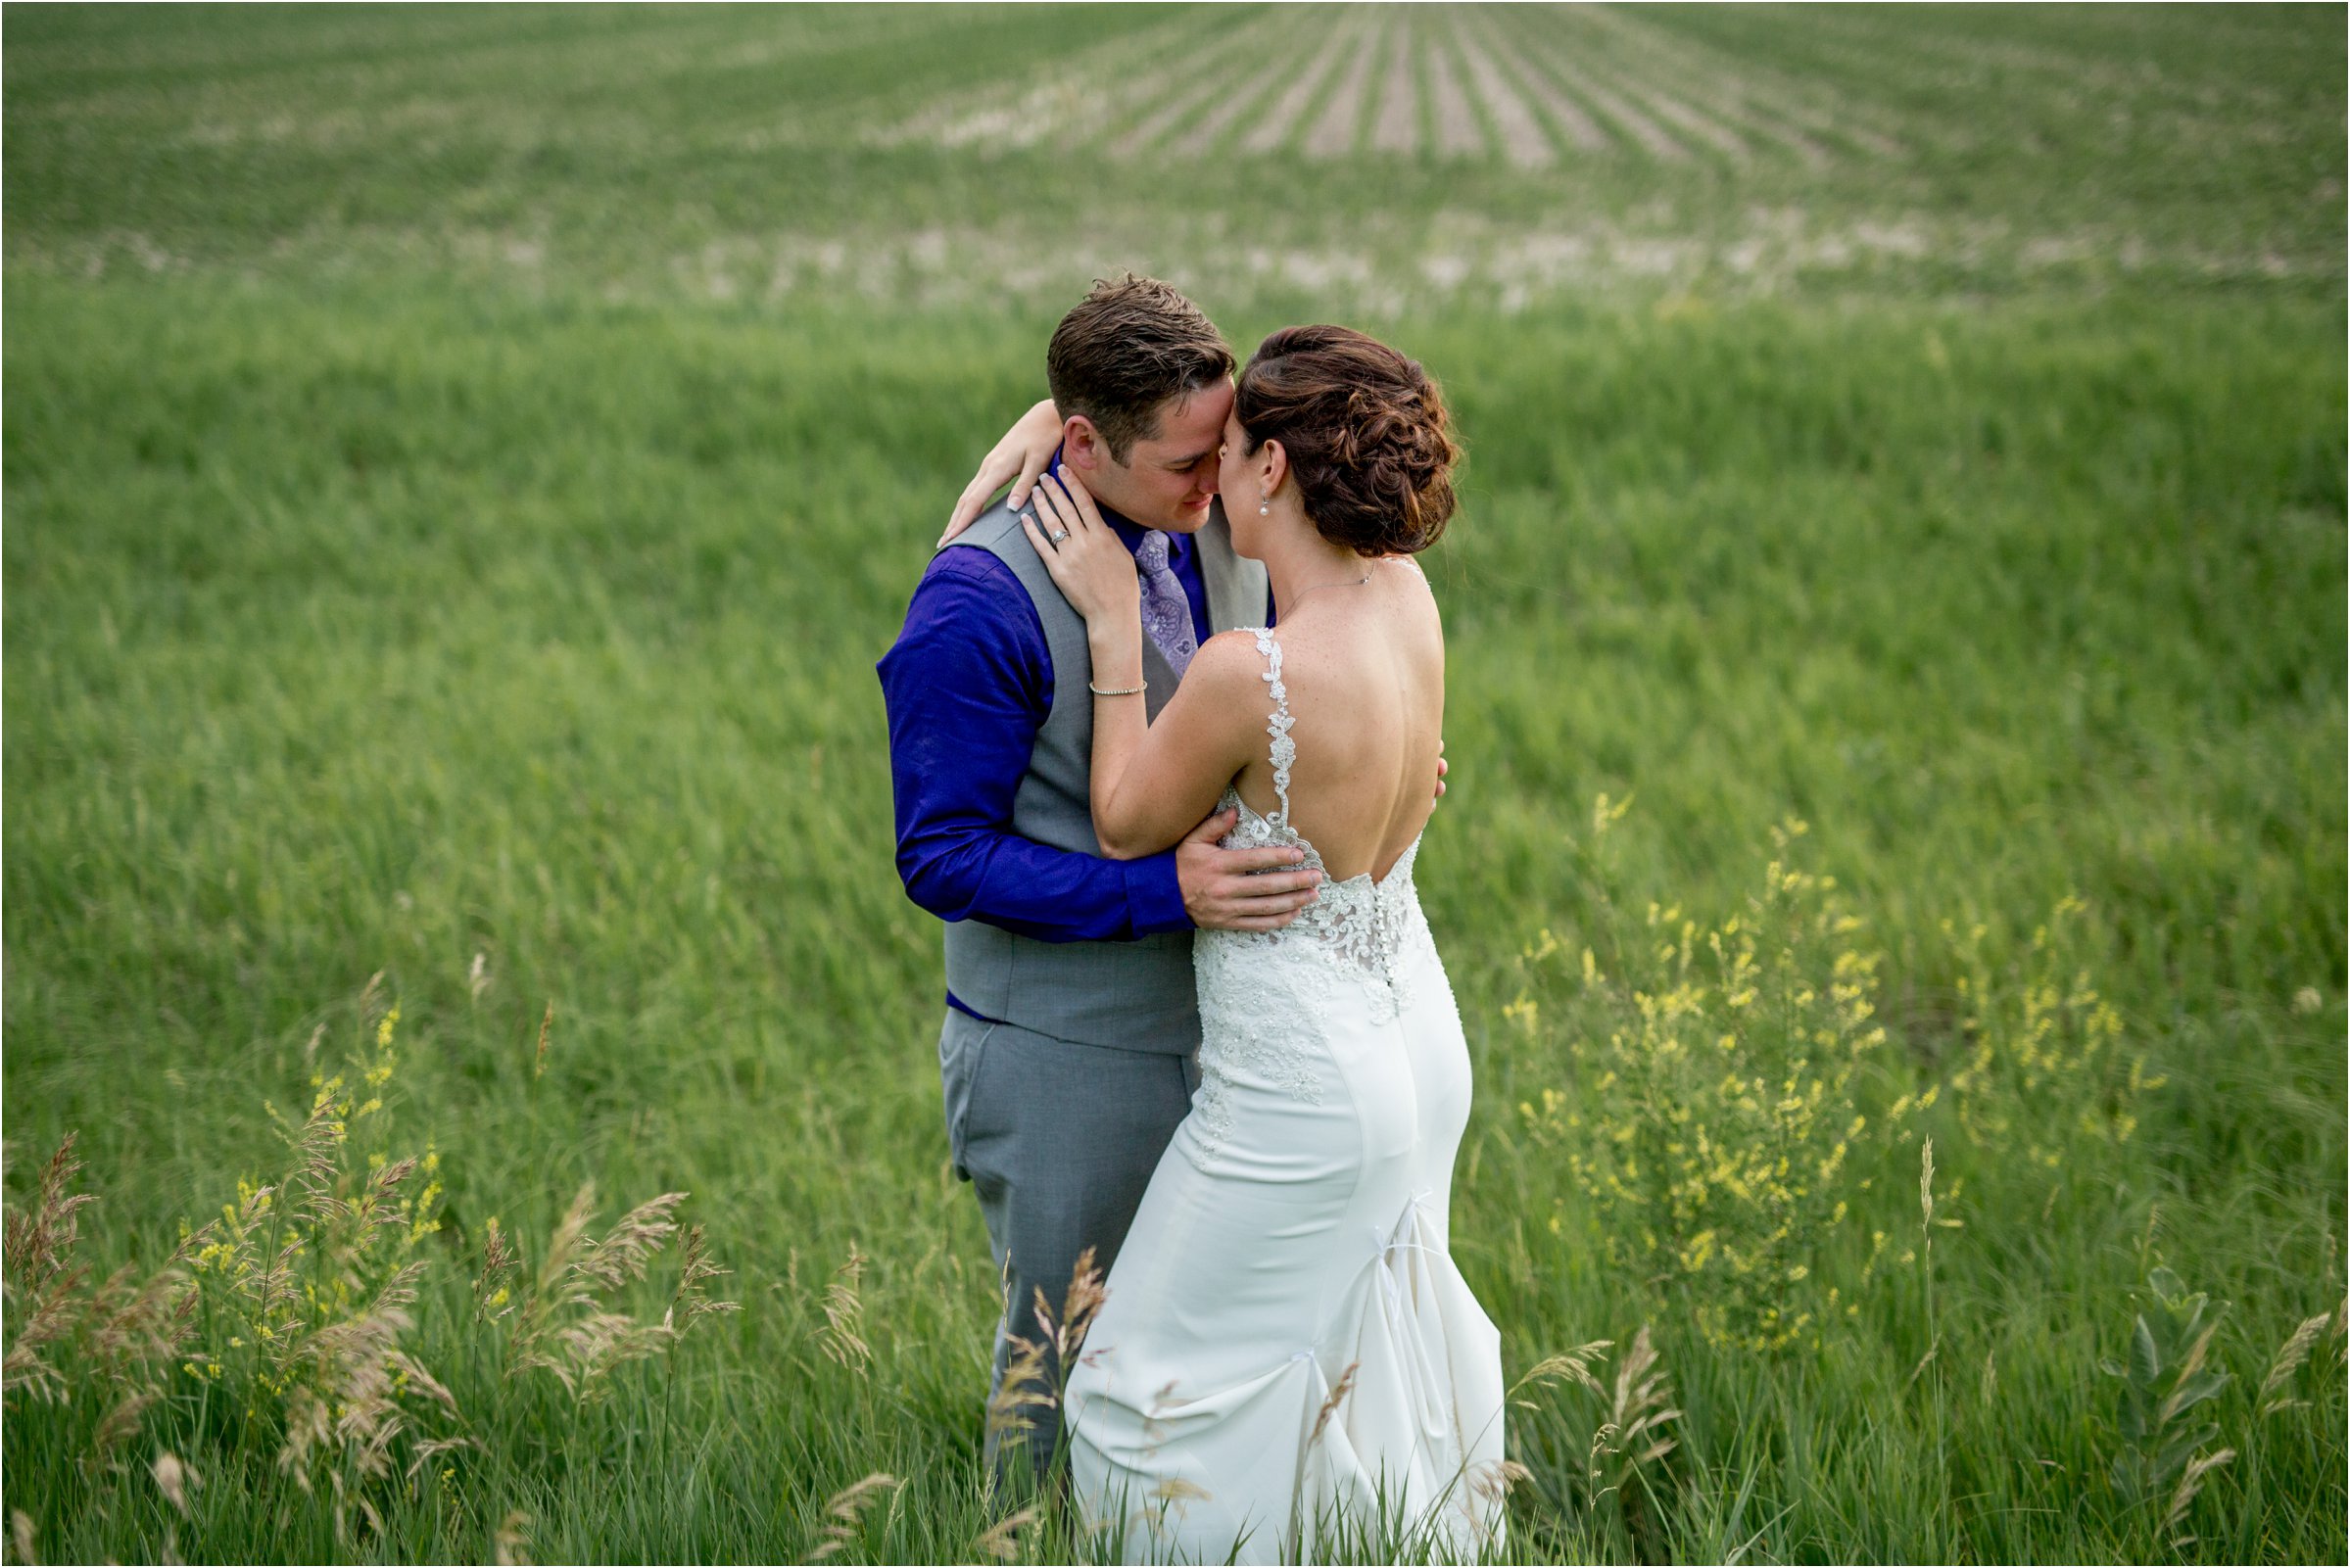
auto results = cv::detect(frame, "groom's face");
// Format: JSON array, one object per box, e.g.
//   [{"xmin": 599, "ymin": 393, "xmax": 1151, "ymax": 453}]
[{"xmin": 1067, "ymin": 377, "xmax": 1234, "ymax": 534}]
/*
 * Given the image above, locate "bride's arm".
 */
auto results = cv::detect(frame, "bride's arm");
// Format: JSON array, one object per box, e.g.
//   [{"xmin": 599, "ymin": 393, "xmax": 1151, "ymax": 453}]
[
  {"xmin": 1088, "ymin": 637, "xmax": 1267, "ymax": 858},
  {"xmin": 1023, "ymin": 473, "xmax": 1260, "ymax": 859},
  {"xmin": 941, "ymin": 398, "xmax": 1062, "ymax": 545}
]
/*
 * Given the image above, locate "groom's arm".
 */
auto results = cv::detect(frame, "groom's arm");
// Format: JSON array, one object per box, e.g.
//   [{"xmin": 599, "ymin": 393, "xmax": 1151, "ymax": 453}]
[{"xmin": 878, "ymin": 551, "xmax": 1190, "ymax": 942}]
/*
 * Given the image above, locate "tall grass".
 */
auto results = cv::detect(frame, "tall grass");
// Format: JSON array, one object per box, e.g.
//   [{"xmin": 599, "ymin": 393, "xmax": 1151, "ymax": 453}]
[
  {"xmin": 5, "ymin": 272, "xmax": 2339, "ymax": 1563},
  {"xmin": 5, "ymin": 4, "xmax": 2345, "ymax": 1561}
]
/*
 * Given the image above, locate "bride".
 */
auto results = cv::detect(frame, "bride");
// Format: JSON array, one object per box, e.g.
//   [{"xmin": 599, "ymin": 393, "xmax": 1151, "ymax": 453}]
[{"xmin": 1010, "ymin": 324, "xmax": 1506, "ymax": 1564}]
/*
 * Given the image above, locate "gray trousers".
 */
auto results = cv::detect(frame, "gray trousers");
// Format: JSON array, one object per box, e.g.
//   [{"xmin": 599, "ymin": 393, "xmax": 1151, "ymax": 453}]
[{"xmin": 937, "ymin": 1011, "xmax": 1200, "ymax": 1485}]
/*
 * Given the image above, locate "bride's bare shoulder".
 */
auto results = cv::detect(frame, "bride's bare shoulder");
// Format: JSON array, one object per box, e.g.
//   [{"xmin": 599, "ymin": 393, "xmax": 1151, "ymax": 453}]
[
  {"xmin": 1197, "ymin": 625, "xmax": 1276, "ymax": 659},
  {"xmin": 1186, "ymin": 628, "xmax": 1280, "ymax": 689},
  {"xmin": 1372, "ymin": 557, "xmax": 1445, "ymax": 641},
  {"xmin": 1380, "ymin": 553, "xmax": 1438, "ymax": 601}
]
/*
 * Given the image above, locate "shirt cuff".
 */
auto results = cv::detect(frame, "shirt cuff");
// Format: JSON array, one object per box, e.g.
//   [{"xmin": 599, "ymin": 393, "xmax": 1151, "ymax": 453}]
[{"xmin": 1123, "ymin": 851, "xmax": 1192, "ymax": 935}]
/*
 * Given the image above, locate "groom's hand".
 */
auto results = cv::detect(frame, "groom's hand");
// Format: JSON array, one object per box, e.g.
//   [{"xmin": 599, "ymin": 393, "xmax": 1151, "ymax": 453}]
[{"xmin": 1177, "ymin": 808, "xmax": 1322, "ymax": 932}]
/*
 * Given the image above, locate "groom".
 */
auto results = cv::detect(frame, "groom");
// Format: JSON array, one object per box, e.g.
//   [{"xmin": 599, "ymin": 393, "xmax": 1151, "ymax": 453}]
[{"xmin": 877, "ymin": 275, "xmax": 1323, "ymax": 1481}]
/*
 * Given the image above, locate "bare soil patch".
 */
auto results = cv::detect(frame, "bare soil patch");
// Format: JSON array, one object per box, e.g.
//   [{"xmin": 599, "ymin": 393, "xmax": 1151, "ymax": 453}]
[
  {"xmin": 1465, "ymin": 10, "xmax": 1607, "ymax": 152},
  {"xmin": 1573, "ymin": 4, "xmax": 1896, "ymax": 162},
  {"xmin": 1424, "ymin": 24, "xmax": 1490, "ymax": 161},
  {"xmin": 1370, "ymin": 13, "xmax": 1419, "ymax": 155},
  {"xmin": 1522, "ymin": 34, "xmax": 1688, "ymax": 162},
  {"xmin": 1452, "ymin": 17, "xmax": 1558, "ymax": 168},
  {"xmin": 1302, "ymin": 16, "xmax": 1384, "ymax": 160},
  {"xmin": 1175, "ymin": 34, "xmax": 1303, "ymax": 158},
  {"xmin": 878, "ymin": 7, "xmax": 1213, "ymax": 154},
  {"xmin": 1243, "ymin": 12, "xmax": 1360, "ymax": 154},
  {"xmin": 1115, "ymin": 11, "xmax": 1286, "ymax": 159},
  {"xmin": 1613, "ymin": 77, "xmax": 1750, "ymax": 164}
]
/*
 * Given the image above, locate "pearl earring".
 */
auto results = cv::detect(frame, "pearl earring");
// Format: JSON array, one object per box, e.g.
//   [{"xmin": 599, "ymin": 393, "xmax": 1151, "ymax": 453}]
[{"xmin": 1259, "ymin": 499, "xmax": 1270, "ymax": 515}]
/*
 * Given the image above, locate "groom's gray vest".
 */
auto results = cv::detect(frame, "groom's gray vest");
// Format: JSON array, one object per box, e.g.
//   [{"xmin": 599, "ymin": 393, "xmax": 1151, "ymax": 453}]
[{"xmin": 939, "ymin": 499, "xmax": 1268, "ymax": 1054}]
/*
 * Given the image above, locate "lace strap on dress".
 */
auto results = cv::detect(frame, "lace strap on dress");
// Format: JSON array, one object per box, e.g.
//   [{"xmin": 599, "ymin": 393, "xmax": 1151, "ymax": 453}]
[{"xmin": 1252, "ymin": 628, "xmax": 1296, "ymax": 831}]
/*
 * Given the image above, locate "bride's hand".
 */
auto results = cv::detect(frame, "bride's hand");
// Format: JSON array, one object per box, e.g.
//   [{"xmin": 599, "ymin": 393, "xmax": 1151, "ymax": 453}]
[
  {"xmin": 940, "ymin": 398, "xmax": 1062, "ymax": 546},
  {"xmin": 1022, "ymin": 470, "xmax": 1140, "ymax": 630}
]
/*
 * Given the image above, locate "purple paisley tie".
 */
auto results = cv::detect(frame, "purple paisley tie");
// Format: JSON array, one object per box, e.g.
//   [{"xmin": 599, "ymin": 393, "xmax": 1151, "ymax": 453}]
[{"xmin": 1134, "ymin": 529, "xmax": 1198, "ymax": 678}]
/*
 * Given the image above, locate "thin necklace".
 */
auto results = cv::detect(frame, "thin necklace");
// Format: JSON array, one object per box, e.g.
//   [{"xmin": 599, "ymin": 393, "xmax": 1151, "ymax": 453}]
[{"xmin": 1281, "ymin": 570, "xmax": 1371, "ymax": 613}]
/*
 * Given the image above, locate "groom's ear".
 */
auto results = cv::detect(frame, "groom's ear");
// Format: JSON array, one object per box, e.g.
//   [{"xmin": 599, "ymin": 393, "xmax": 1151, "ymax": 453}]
[{"xmin": 1063, "ymin": 414, "xmax": 1112, "ymax": 474}]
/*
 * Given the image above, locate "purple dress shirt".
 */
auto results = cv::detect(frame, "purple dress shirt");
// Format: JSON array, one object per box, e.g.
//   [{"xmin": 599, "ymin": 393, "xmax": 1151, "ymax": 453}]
[{"xmin": 879, "ymin": 461, "xmax": 1220, "ymax": 1020}]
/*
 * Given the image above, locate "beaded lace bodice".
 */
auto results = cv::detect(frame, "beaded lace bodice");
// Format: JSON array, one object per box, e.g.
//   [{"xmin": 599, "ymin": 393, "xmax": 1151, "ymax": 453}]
[{"xmin": 1188, "ymin": 630, "xmax": 1445, "ymax": 1162}]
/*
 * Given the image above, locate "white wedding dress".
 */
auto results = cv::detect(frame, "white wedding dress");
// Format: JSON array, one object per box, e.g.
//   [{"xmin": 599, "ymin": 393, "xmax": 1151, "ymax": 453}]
[{"xmin": 1066, "ymin": 630, "xmax": 1507, "ymax": 1565}]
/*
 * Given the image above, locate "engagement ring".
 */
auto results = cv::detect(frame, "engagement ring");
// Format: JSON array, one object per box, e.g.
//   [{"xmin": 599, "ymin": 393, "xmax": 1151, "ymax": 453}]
[{"xmin": 1049, "ymin": 528, "xmax": 1069, "ymax": 543}]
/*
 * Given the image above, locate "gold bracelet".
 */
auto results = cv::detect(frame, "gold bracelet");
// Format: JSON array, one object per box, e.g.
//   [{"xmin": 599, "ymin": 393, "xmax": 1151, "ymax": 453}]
[{"xmin": 1088, "ymin": 682, "xmax": 1146, "ymax": 696}]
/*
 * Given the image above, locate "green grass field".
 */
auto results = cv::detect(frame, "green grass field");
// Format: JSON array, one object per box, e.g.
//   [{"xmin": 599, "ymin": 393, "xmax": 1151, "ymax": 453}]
[{"xmin": 4, "ymin": 5, "xmax": 2344, "ymax": 1563}]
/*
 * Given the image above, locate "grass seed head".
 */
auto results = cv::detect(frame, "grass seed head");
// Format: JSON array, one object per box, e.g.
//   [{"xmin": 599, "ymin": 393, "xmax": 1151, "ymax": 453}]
[
  {"xmin": 3, "ymin": 1134, "xmax": 97, "ymax": 1295},
  {"xmin": 819, "ymin": 1244, "xmax": 871, "ymax": 1374},
  {"xmin": 493, "ymin": 1508, "xmax": 532, "ymax": 1566},
  {"xmin": 151, "ymin": 1450, "xmax": 197, "ymax": 1515},
  {"xmin": 1308, "ymin": 1359, "xmax": 1361, "ymax": 1448},
  {"xmin": 2163, "ymin": 1446, "xmax": 2236, "ymax": 1545},
  {"xmin": 667, "ymin": 1222, "xmax": 743, "ymax": 1337},
  {"xmin": 805, "ymin": 1471, "xmax": 900, "ymax": 1561},
  {"xmin": 972, "ymin": 1502, "xmax": 1038, "ymax": 1562},
  {"xmin": 2258, "ymin": 1310, "xmax": 2333, "ymax": 1413}
]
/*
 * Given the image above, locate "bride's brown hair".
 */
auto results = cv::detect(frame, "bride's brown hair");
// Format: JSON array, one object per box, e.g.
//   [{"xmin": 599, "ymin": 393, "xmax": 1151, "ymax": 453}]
[{"xmin": 1234, "ymin": 325, "xmax": 1460, "ymax": 557}]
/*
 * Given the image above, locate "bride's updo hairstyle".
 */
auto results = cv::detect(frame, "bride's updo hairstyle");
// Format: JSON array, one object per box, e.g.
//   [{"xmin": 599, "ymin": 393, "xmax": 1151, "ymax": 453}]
[{"xmin": 1235, "ymin": 325, "xmax": 1460, "ymax": 557}]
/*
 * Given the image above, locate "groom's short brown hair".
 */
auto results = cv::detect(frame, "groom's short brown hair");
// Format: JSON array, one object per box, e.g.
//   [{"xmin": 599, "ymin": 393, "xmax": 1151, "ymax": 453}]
[{"xmin": 1046, "ymin": 274, "xmax": 1235, "ymax": 463}]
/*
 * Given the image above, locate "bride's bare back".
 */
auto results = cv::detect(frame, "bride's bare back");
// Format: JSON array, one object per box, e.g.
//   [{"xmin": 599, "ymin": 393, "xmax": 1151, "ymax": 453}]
[{"xmin": 1227, "ymin": 559, "xmax": 1444, "ymax": 884}]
